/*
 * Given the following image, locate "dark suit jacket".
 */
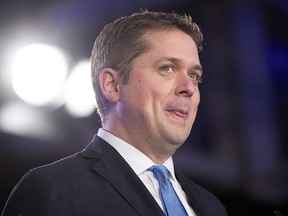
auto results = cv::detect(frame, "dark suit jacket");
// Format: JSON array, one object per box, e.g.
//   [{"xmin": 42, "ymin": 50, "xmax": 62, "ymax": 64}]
[{"xmin": 2, "ymin": 135, "xmax": 227, "ymax": 216}]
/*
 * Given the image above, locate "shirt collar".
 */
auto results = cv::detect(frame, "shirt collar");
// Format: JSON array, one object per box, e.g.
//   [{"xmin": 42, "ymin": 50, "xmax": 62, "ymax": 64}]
[{"xmin": 97, "ymin": 128, "xmax": 176, "ymax": 180}]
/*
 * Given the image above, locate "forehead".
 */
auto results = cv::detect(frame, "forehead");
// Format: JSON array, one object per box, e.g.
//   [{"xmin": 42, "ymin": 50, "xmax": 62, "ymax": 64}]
[
  {"xmin": 143, "ymin": 29, "xmax": 197, "ymax": 53},
  {"xmin": 144, "ymin": 28, "xmax": 195, "ymax": 45},
  {"xmin": 140, "ymin": 29, "xmax": 200, "ymax": 64}
]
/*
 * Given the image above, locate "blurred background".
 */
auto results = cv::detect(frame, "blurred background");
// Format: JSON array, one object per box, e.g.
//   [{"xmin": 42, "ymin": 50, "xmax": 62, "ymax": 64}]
[{"xmin": 0, "ymin": 0, "xmax": 287, "ymax": 215}]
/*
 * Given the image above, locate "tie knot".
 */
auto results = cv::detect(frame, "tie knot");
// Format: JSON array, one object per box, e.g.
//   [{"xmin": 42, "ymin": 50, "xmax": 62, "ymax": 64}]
[{"xmin": 149, "ymin": 165, "xmax": 169, "ymax": 182}]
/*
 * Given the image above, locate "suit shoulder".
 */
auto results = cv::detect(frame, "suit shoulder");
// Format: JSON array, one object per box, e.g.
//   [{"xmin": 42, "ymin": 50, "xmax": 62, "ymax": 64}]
[{"xmin": 27, "ymin": 151, "xmax": 93, "ymax": 183}]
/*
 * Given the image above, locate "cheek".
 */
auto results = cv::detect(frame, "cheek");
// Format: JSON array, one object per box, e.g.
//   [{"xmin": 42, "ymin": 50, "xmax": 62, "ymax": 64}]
[
  {"xmin": 149, "ymin": 87, "xmax": 170, "ymax": 110},
  {"xmin": 196, "ymin": 89, "xmax": 201, "ymax": 104},
  {"xmin": 128, "ymin": 74, "xmax": 172, "ymax": 110},
  {"xmin": 138, "ymin": 77, "xmax": 165, "ymax": 98},
  {"xmin": 124, "ymin": 81, "xmax": 151, "ymax": 109}
]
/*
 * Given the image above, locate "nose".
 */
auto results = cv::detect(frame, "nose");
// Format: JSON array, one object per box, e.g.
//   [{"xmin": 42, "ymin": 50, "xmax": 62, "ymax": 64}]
[{"xmin": 175, "ymin": 73, "xmax": 197, "ymax": 98}]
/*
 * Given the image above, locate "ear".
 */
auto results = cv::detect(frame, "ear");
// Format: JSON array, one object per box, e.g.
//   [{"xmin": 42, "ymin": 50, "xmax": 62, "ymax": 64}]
[{"xmin": 99, "ymin": 68, "xmax": 120, "ymax": 103}]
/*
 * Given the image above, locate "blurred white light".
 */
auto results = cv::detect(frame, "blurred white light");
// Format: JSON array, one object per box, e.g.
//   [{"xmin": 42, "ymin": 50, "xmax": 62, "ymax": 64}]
[
  {"xmin": 12, "ymin": 43, "xmax": 68, "ymax": 106},
  {"xmin": 0, "ymin": 102, "xmax": 57, "ymax": 140},
  {"xmin": 65, "ymin": 60, "xmax": 95, "ymax": 117}
]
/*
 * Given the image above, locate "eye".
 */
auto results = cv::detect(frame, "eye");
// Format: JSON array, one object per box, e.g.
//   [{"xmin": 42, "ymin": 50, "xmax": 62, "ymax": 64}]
[
  {"xmin": 161, "ymin": 65, "xmax": 173, "ymax": 73},
  {"xmin": 189, "ymin": 72, "xmax": 203, "ymax": 84}
]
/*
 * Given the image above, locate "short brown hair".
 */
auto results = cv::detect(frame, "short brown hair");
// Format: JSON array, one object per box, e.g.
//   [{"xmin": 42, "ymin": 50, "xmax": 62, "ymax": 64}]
[{"xmin": 91, "ymin": 10, "xmax": 203, "ymax": 122}]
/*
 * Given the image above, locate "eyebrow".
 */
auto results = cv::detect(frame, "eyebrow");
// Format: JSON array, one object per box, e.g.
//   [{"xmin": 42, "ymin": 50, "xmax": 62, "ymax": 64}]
[{"xmin": 155, "ymin": 57, "xmax": 203, "ymax": 74}]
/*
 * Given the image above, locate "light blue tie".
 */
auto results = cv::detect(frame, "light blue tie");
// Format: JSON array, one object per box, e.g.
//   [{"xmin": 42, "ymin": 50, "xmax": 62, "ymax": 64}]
[{"xmin": 149, "ymin": 165, "xmax": 188, "ymax": 216}]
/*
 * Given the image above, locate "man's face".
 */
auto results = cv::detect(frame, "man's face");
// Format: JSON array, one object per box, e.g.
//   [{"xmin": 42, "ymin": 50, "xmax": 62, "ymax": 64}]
[{"xmin": 113, "ymin": 29, "xmax": 202, "ymax": 158}]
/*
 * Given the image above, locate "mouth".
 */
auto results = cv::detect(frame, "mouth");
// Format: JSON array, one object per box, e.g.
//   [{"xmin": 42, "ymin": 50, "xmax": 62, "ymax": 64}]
[{"xmin": 166, "ymin": 109, "xmax": 189, "ymax": 119}]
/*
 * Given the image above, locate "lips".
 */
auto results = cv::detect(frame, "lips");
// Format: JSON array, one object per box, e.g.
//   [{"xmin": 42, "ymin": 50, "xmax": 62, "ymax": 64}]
[{"xmin": 166, "ymin": 108, "xmax": 189, "ymax": 119}]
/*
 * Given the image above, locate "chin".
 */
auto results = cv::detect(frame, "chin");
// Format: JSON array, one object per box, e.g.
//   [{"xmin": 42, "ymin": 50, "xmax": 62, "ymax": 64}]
[{"xmin": 167, "ymin": 135, "xmax": 188, "ymax": 146}]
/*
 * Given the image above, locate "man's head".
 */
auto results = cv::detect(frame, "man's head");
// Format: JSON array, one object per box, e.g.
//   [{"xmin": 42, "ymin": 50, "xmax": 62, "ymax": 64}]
[
  {"xmin": 91, "ymin": 10, "xmax": 203, "ymax": 162},
  {"xmin": 91, "ymin": 10, "xmax": 203, "ymax": 122}
]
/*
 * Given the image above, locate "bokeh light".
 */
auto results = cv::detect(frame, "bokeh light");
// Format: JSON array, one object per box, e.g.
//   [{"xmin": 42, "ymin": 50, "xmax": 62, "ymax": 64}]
[
  {"xmin": 11, "ymin": 43, "xmax": 68, "ymax": 107},
  {"xmin": 0, "ymin": 102, "xmax": 57, "ymax": 140},
  {"xmin": 64, "ymin": 60, "xmax": 95, "ymax": 117}
]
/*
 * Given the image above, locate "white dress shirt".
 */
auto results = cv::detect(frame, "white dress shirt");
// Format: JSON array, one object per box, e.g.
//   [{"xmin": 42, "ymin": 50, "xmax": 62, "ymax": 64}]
[{"xmin": 97, "ymin": 128, "xmax": 196, "ymax": 216}]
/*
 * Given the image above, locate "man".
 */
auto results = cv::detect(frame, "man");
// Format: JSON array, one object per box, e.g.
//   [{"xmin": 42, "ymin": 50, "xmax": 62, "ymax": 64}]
[{"xmin": 2, "ymin": 11, "xmax": 227, "ymax": 216}]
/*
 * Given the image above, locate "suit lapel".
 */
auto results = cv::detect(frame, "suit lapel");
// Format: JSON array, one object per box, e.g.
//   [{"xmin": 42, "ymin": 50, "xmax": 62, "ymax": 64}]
[
  {"xmin": 175, "ymin": 167, "xmax": 207, "ymax": 216},
  {"xmin": 81, "ymin": 136, "xmax": 165, "ymax": 216}
]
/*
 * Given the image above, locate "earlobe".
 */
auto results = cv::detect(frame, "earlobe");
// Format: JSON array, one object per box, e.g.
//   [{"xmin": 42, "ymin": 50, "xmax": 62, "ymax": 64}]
[{"xmin": 99, "ymin": 68, "xmax": 120, "ymax": 103}]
